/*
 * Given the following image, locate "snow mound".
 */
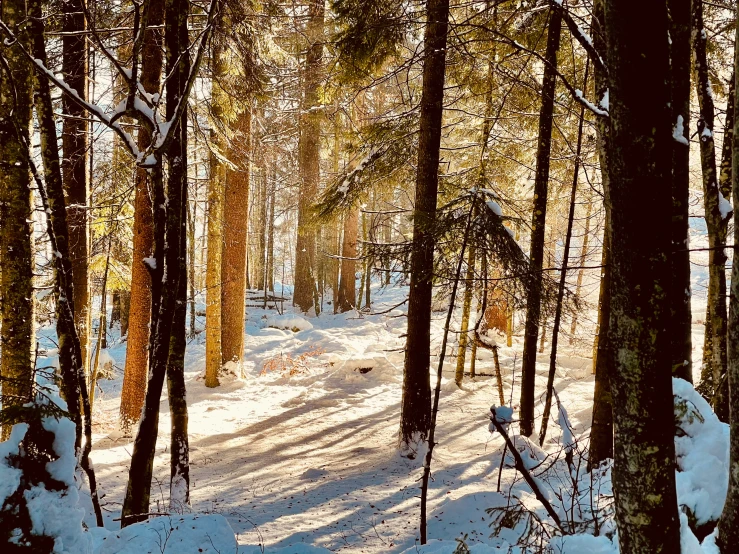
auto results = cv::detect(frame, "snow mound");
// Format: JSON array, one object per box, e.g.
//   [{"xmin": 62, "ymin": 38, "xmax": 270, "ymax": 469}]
[
  {"xmin": 240, "ymin": 545, "xmax": 332, "ymax": 553},
  {"xmin": 548, "ymin": 534, "xmax": 618, "ymax": 554},
  {"xmin": 93, "ymin": 514, "xmax": 237, "ymax": 553},
  {"xmin": 266, "ymin": 314, "xmax": 313, "ymax": 332},
  {"xmin": 300, "ymin": 468, "xmax": 329, "ymax": 480},
  {"xmin": 0, "ymin": 393, "xmax": 93, "ymax": 554},
  {"xmin": 400, "ymin": 540, "xmax": 506, "ymax": 553},
  {"xmin": 673, "ymin": 377, "xmax": 729, "ymax": 527}
]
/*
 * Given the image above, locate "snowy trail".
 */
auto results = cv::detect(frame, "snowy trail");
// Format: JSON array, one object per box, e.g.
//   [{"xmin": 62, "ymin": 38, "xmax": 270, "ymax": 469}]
[{"xmin": 78, "ymin": 284, "xmax": 606, "ymax": 552}]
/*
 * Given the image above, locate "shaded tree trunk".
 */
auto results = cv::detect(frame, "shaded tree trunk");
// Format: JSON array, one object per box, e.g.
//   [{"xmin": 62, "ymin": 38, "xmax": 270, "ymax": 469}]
[
  {"xmin": 669, "ymin": 0, "xmax": 693, "ymax": 382},
  {"xmin": 337, "ymin": 208, "xmax": 358, "ymax": 312},
  {"xmin": 221, "ymin": 109, "xmax": 252, "ymax": 368},
  {"xmin": 62, "ymin": 0, "xmax": 90, "ymax": 376},
  {"xmin": 605, "ymin": 0, "xmax": 682, "ymax": 547},
  {"xmin": 519, "ymin": 7, "xmax": 562, "ymax": 437},
  {"xmin": 455, "ymin": 244, "xmax": 476, "ymax": 384},
  {"xmin": 293, "ymin": 0, "xmax": 324, "ymax": 312},
  {"xmin": 717, "ymin": 19, "xmax": 739, "ymax": 550},
  {"xmin": 120, "ymin": 0, "xmax": 165, "ymax": 433},
  {"xmin": 400, "ymin": 0, "xmax": 450, "ymax": 449},
  {"xmin": 0, "ymin": 0, "xmax": 34, "ymax": 440},
  {"xmin": 694, "ymin": 0, "xmax": 731, "ymax": 420}
]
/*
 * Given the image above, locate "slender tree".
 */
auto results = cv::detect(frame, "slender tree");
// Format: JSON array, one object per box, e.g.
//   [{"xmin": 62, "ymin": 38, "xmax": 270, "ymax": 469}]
[
  {"xmin": 62, "ymin": 0, "xmax": 90, "ymax": 373},
  {"xmin": 399, "ymin": 0, "xmax": 451, "ymax": 450},
  {"xmin": 519, "ymin": 8, "xmax": 562, "ymax": 437}
]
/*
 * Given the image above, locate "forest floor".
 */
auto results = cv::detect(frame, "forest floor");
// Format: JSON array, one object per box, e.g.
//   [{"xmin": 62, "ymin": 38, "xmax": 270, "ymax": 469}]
[{"xmin": 39, "ymin": 282, "xmax": 706, "ymax": 553}]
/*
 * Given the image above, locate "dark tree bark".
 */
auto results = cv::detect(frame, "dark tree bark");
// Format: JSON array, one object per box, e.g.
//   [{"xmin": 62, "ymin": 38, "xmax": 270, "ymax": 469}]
[
  {"xmin": 669, "ymin": 0, "xmax": 693, "ymax": 382},
  {"xmin": 0, "ymin": 0, "xmax": 34, "ymax": 441},
  {"xmin": 604, "ymin": 0, "xmax": 682, "ymax": 548},
  {"xmin": 62, "ymin": 0, "xmax": 90, "ymax": 376},
  {"xmin": 399, "ymin": 0, "xmax": 451, "ymax": 449},
  {"xmin": 519, "ymin": 8, "xmax": 562, "ymax": 438},
  {"xmin": 718, "ymin": 19, "xmax": 739, "ymax": 550},
  {"xmin": 121, "ymin": 0, "xmax": 190, "ymax": 524},
  {"xmin": 694, "ymin": 0, "xmax": 731, "ymax": 421},
  {"xmin": 539, "ymin": 74, "xmax": 586, "ymax": 446},
  {"xmin": 588, "ymin": 0, "xmax": 613, "ymax": 472},
  {"xmin": 293, "ymin": 0, "xmax": 324, "ymax": 313},
  {"xmin": 120, "ymin": 0, "xmax": 165, "ymax": 433},
  {"xmin": 27, "ymin": 0, "xmax": 103, "ymax": 524}
]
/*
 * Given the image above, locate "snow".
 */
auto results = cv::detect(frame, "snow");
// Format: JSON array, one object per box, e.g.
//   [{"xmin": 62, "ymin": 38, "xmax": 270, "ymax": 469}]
[
  {"xmin": 673, "ymin": 115, "xmax": 689, "ymax": 145},
  {"xmin": 717, "ymin": 189, "xmax": 732, "ymax": 219},
  {"xmin": 20, "ymin": 273, "xmax": 727, "ymax": 553},
  {"xmin": 574, "ymin": 88, "xmax": 608, "ymax": 116},
  {"xmin": 265, "ymin": 314, "xmax": 314, "ymax": 331},
  {"xmin": 92, "ymin": 514, "xmax": 237, "ymax": 553}
]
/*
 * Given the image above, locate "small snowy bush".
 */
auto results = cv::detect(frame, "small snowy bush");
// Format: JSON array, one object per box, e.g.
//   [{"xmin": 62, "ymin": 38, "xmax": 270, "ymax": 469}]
[{"xmin": 0, "ymin": 393, "xmax": 92, "ymax": 553}]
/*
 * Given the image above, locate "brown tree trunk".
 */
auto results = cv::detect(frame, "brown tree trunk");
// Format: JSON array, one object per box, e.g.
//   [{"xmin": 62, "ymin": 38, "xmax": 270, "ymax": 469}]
[
  {"xmin": 519, "ymin": 7, "xmax": 562, "ymax": 437},
  {"xmin": 121, "ymin": 0, "xmax": 190, "ymax": 522},
  {"xmin": 400, "ymin": 0, "xmax": 450, "ymax": 449},
  {"xmin": 293, "ymin": 0, "xmax": 324, "ymax": 313},
  {"xmin": 221, "ymin": 109, "xmax": 252, "ymax": 368},
  {"xmin": 0, "ymin": 0, "xmax": 35, "ymax": 439},
  {"xmin": 337, "ymin": 208, "xmax": 358, "ymax": 312},
  {"xmin": 62, "ymin": 0, "xmax": 90, "ymax": 377},
  {"xmin": 605, "ymin": 0, "xmax": 682, "ymax": 547},
  {"xmin": 120, "ymin": 0, "xmax": 165, "ymax": 433}
]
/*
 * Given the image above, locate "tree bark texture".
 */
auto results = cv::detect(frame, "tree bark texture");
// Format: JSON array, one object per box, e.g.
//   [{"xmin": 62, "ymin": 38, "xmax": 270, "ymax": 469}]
[
  {"xmin": 120, "ymin": 0, "xmax": 165, "ymax": 433},
  {"xmin": 221, "ymin": 108, "xmax": 252, "ymax": 367},
  {"xmin": 62, "ymin": 0, "xmax": 90, "ymax": 375},
  {"xmin": 604, "ymin": 0, "xmax": 682, "ymax": 548},
  {"xmin": 293, "ymin": 0, "xmax": 324, "ymax": 312},
  {"xmin": 0, "ymin": 0, "xmax": 34, "ymax": 439}
]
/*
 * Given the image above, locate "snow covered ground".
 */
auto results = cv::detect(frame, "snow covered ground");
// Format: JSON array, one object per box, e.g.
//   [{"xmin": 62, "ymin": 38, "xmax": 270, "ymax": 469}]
[{"xmin": 30, "ymin": 278, "xmax": 709, "ymax": 552}]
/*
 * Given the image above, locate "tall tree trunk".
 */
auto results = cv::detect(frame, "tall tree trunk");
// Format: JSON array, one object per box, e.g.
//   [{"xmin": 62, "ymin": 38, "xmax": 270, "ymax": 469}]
[
  {"xmin": 121, "ymin": 0, "xmax": 189, "ymax": 523},
  {"xmin": 399, "ymin": 0, "xmax": 450, "ymax": 449},
  {"xmin": 539, "ymin": 78, "xmax": 587, "ymax": 446},
  {"xmin": 120, "ymin": 0, "xmax": 165, "ymax": 433},
  {"xmin": 221, "ymin": 108, "xmax": 252, "ymax": 368},
  {"xmin": 694, "ymin": 0, "xmax": 731, "ymax": 420},
  {"xmin": 337, "ymin": 208, "xmax": 358, "ymax": 312},
  {"xmin": 28, "ymin": 0, "xmax": 103, "ymax": 523},
  {"xmin": 206, "ymin": 38, "xmax": 226, "ymax": 387},
  {"xmin": 0, "ymin": 0, "xmax": 34, "ymax": 440},
  {"xmin": 62, "ymin": 0, "xmax": 89, "ymax": 375},
  {"xmin": 717, "ymin": 19, "xmax": 739, "ymax": 549},
  {"xmin": 293, "ymin": 0, "xmax": 324, "ymax": 312},
  {"xmin": 587, "ymin": 0, "xmax": 614, "ymax": 470},
  {"xmin": 669, "ymin": 0, "xmax": 693, "ymax": 383},
  {"xmin": 605, "ymin": 0, "xmax": 682, "ymax": 547},
  {"xmin": 455, "ymin": 244, "xmax": 476, "ymax": 384},
  {"xmin": 267, "ymin": 173, "xmax": 276, "ymax": 293},
  {"xmin": 569, "ymin": 197, "xmax": 591, "ymax": 343},
  {"xmin": 519, "ymin": 7, "xmax": 562, "ymax": 437}
]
